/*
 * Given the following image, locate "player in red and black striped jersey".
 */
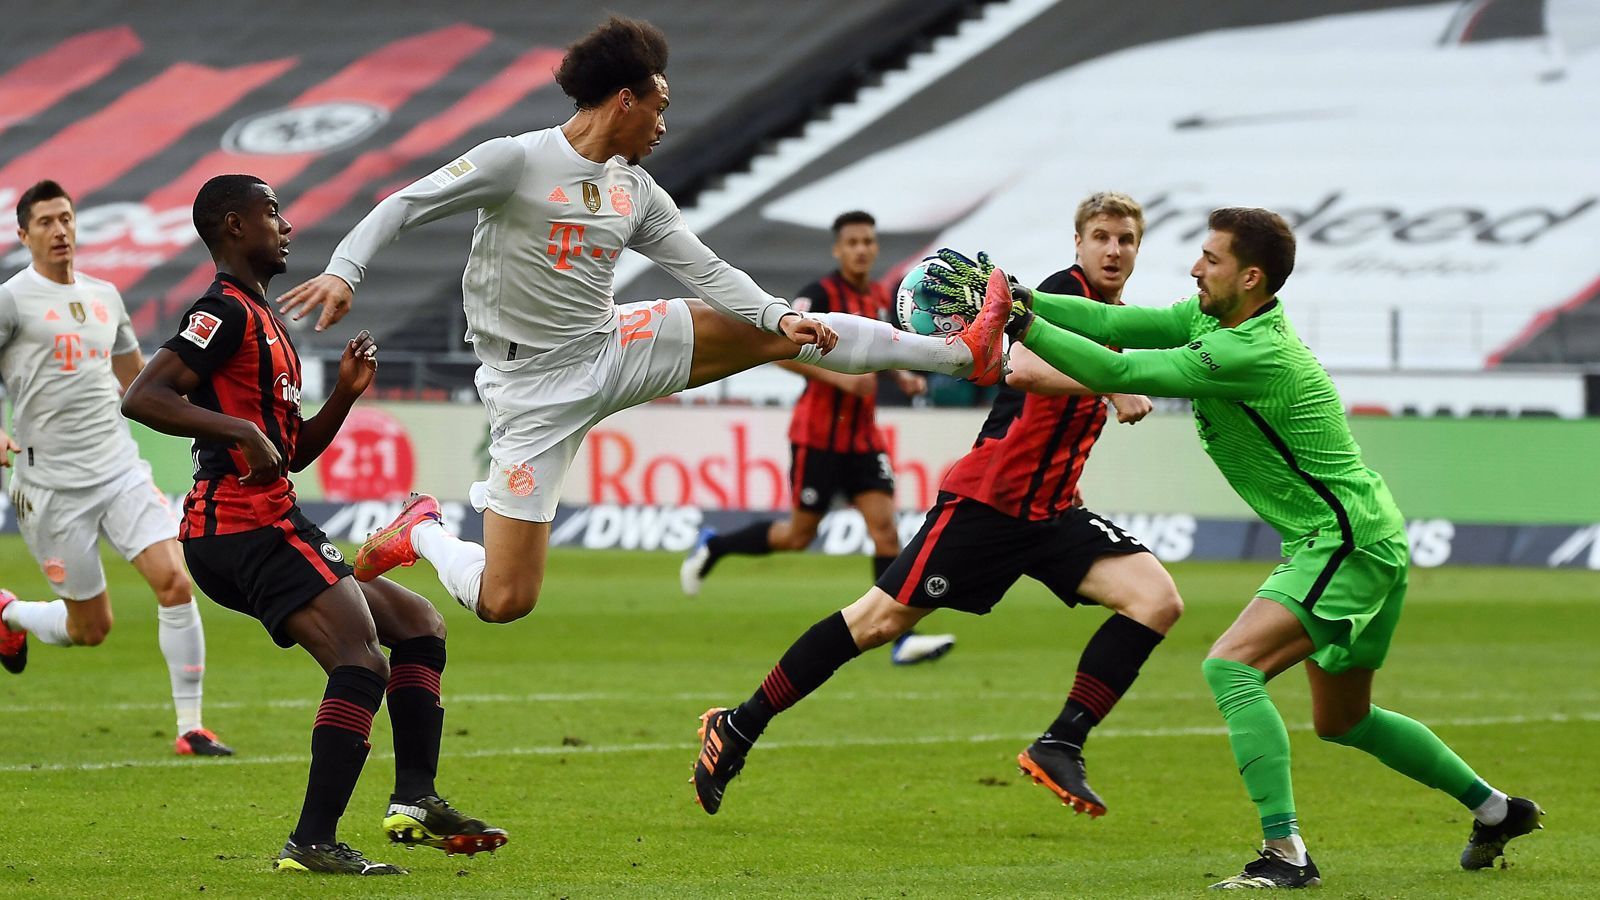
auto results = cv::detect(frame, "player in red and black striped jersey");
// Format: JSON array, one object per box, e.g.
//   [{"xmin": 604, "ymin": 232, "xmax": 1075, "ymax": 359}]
[
  {"xmin": 123, "ymin": 175, "xmax": 504, "ymax": 875},
  {"xmin": 679, "ymin": 212, "xmax": 955, "ymax": 665},
  {"xmin": 694, "ymin": 193, "xmax": 1185, "ymax": 820}
]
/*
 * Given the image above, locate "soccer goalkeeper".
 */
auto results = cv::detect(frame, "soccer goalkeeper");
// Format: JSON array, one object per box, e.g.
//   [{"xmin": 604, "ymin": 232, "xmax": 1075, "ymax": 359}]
[{"xmin": 924, "ymin": 209, "xmax": 1543, "ymax": 889}]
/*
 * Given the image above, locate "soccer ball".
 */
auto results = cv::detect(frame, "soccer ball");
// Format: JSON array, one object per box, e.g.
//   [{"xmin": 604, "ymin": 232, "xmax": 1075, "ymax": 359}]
[{"xmin": 895, "ymin": 257, "xmax": 979, "ymax": 336}]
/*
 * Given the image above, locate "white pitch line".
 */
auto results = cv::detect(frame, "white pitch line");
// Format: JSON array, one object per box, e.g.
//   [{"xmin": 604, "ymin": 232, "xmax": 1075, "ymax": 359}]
[
  {"xmin": 5, "ymin": 686, "xmax": 1594, "ymax": 716},
  {"xmin": 4, "ymin": 710, "xmax": 1595, "ymax": 775}
]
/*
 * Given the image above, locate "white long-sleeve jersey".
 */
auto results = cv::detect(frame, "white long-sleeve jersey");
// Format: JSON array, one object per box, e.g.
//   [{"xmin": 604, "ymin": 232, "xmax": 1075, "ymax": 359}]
[
  {"xmin": 325, "ymin": 127, "xmax": 793, "ymax": 370},
  {"xmin": 0, "ymin": 266, "xmax": 141, "ymax": 489}
]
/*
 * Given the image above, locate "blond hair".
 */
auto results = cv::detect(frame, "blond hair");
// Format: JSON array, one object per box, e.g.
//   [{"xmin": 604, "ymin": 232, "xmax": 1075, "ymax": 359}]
[{"xmin": 1074, "ymin": 191, "xmax": 1145, "ymax": 243}]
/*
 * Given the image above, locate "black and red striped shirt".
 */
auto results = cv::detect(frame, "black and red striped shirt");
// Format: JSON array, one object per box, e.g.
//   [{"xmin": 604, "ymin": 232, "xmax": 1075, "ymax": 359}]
[
  {"xmin": 161, "ymin": 274, "xmax": 302, "ymax": 537},
  {"xmin": 940, "ymin": 266, "xmax": 1117, "ymax": 522},
  {"xmin": 788, "ymin": 271, "xmax": 891, "ymax": 453}
]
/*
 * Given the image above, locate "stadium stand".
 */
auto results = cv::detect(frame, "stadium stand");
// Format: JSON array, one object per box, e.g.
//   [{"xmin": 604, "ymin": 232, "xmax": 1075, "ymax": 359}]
[{"xmin": 0, "ymin": 0, "xmax": 978, "ymax": 357}]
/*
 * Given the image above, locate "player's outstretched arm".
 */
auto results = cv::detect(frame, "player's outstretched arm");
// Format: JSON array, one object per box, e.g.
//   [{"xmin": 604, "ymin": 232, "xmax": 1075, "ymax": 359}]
[
  {"xmin": 1027, "ymin": 290, "xmax": 1196, "ymax": 349},
  {"xmin": 277, "ymin": 137, "xmax": 524, "ymax": 331},
  {"xmin": 290, "ymin": 331, "xmax": 378, "ymax": 471},
  {"xmin": 122, "ymin": 351, "xmax": 282, "ymax": 485},
  {"xmin": 1019, "ymin": 316, "xmax": 1269, "ymax": 401}
]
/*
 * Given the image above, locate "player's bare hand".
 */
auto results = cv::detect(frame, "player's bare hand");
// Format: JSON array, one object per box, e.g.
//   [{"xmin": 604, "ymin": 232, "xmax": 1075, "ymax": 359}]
[
  {"xmin": 337, "ymin": 330, "xmax": 379, "ymax": 396},
  {"xmin": 893, "ymin": 370, "xmax": 928, "ymax": 398},
  {"xmin": 277, "ymin": 273, "xmax": 353, "ymax": 332},
  {"xmin": 780, "ymin": 314, "xmax": 838, "ymax": 353},
  {"xmin": 0, "ymin": 429, "xmax": 17, "ymax": 467},
  {"xmin": 236, "ymin": 425, "xmax": 283, "ymax": 486},
  {"xmin": 1109, "ymin": 393, "xmax": 1153, "ymax": 424}
]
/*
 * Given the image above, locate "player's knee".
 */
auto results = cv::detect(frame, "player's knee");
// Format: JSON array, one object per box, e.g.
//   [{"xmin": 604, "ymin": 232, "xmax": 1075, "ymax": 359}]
[
  {"xmin": 847, "ymin": 606, "xmax": 910, "ymax": 650},
  {"xmin": 478, "ymin": 584, "xmax": 537, "ymax": 624},
  {"xmin": 153, "ymin": 571, "xmax": 194, "ymax": 608},
  {"xmin": 773, "ymin": 526, "xmax": 815, "ymax": 552},
  {"xmin": 1111, "ymin": 581, "xmax": 1184, "ymax": 634},
  {"xmin": 865, "ymin": 526, "xmax": 899, "ymax": 555},
  {"xmin": 75, "ymin": 623, "xmax": 111, "ymax": 647},
  {"xmin": 341, "ymin": 643, "xmax": 389, "ymax": 680}
]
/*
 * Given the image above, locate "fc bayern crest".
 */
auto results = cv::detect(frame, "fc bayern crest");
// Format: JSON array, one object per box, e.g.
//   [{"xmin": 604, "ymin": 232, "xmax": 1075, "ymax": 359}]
[{"xmin": 609, "ymin": 184, "xmax": 633, "ymax": 215}]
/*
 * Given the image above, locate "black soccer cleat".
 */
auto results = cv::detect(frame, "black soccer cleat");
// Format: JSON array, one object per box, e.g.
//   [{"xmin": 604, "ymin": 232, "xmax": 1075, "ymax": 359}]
[
  {"xmin": 1018, "ymin": 741, "xmax": 1107, "ymax": 817},
  {"xmin": 693, "ymin": 707, "xmax": 750, "ymax": 815},
  {"xmin": 0, "ymin": 590, "xmax": 28, "ymax": 674},
  {"xmin": 1461, "ymin": 796, "xmax": 1544, "ymax": 870},
  {"xmin": 274, "ymin": 839, "xmax": 406, "ymax": 875},
  {"xmin": 1209, "ymin": 849, "xmax": 1322, "ymax": 889},
  {"xmin": 383, "ymin": 795, "xmax": 508, "ymax": 856}
]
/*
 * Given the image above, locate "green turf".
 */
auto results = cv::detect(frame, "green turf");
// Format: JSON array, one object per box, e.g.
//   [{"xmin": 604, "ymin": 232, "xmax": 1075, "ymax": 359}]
[{"xmin": 0, "ymin": 536, "xmax": 1594, "ymax": 898}]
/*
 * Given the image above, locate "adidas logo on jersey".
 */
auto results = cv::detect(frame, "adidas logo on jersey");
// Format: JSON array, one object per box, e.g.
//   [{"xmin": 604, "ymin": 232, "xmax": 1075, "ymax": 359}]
[{"xmin": 547, "ymin": 186, "xmax": 570, "ymax": 204}]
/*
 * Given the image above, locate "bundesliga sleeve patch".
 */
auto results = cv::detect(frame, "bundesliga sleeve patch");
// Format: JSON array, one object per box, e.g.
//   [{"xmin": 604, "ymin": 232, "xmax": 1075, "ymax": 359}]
[
  {"xmin": 180, "ymin": 311, "xmax": 223, "ymax": 348},
  {"xmin": 427, "ymin": 156, "xmax": 476, "ymax": 189}
]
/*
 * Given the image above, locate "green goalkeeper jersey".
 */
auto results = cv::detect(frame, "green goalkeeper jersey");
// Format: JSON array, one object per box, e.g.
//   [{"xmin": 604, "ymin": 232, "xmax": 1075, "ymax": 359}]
[{"xmin": 1023, "ymin": 292, "xmax": 1405, "ymax": 547}]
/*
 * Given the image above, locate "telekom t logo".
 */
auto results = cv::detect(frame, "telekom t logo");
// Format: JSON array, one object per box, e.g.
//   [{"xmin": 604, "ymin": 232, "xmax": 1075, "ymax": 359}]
[
  {"xmin": 547, "ymin": 222, "xmax": 587, "ymax": 270},
  {"xmin": 53, "ymin": 334, "xmax": 83, "ymax": 372}
]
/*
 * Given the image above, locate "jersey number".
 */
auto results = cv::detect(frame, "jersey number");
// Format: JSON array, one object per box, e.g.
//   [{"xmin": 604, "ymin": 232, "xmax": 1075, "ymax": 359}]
[
  {"xmin": 1087, "ymin": 515, "xmax": 1143, "ymax": 546},
  {"xmin": 619, "ymin": 301, "xmax": 672, "ymax": 347}
]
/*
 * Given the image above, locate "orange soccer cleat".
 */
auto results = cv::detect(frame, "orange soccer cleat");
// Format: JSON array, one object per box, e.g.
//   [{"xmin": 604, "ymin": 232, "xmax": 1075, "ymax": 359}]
[{"xmin": 354, "ymin": 493, "xmax": 441, "ymax": 582}]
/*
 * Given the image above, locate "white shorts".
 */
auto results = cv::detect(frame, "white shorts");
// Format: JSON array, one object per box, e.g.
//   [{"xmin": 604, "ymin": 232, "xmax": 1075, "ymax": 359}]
[
  {"xmin": 474, "ymin": 297, "xmax": 695, "ymax": 522},
  {"xmin": 9, "ymin": 458, "xmax": 179, "ymax": 600}
]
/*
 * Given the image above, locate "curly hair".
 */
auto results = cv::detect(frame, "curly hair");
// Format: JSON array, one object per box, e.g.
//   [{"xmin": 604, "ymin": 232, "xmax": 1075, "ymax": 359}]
[{"xmin": 555, "ymin": 16, "xmax": 669, "ymax": 110}]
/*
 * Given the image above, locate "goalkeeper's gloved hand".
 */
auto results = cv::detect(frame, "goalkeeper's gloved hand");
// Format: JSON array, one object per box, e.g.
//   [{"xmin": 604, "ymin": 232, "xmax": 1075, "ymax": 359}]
[
  {"xmin": 1006, "ymin": 281, "xmax": 1035, "ymax": 342},
  {"xmin": 921, "ymin": 248, "xmax": 997, "ymax": 303}
]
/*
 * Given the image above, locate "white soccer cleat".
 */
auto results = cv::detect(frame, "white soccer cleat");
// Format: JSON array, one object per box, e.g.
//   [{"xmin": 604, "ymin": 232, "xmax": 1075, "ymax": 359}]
[
  {"xmin": 679, "ymin": 529, "xmax": 715, "ymax": 597},
  {"xmin": 891, "ymin": 631, "xmax": 956, "ymax": 665}
]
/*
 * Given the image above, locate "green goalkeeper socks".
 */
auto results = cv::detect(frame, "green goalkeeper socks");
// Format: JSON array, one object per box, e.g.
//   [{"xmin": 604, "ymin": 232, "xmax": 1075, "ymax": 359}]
[
  {"xmin": 1202, "ymin": 658, "xmax": 1299, "ymax": 839},
  {"xmin": 1323, "ymin": 704, "xmax": 1492, "ymax": 808}
]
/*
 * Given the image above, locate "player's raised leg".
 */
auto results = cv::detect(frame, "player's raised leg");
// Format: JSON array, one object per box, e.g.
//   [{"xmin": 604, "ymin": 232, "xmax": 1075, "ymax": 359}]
[
  {"xmin": 694, "ymin": 587, "xmax": 931, "ymax": 813},
  {"xmin": 360, "ymin": 578, "xmax": 508, "ymax": 856},
  {"xmin": 681, "ymin": 267, "xmax": 1010, "ymax": 388}
]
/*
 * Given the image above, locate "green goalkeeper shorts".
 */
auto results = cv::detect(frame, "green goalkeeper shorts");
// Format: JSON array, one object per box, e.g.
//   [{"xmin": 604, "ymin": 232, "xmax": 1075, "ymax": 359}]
[{"xmin": 1256, "ymin": 529, "xmax": 1409, "ymax": 674}]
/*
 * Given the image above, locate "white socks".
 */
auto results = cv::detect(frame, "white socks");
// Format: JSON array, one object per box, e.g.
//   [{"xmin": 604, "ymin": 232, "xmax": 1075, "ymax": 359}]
[
  {"xmin": 411, "ymin": 519, "xmax": 485, "ymax": 614},
  {"xmin": 1266, "ymin": 833, "xmax": 1310, "ymax": 866},
  {"xmin": 2, "ymin": 598, "xmax": 72, "ymax": 646},
  {"xmin": 793, "ymin": 312, "xmax": 972, "ymax": 376},
  {"xmin": 157, "ymin": 601, "xmax": 206, "ymax": 736},
  {"xmin": 1473, "ymin": 789, "xmax": 1510, "ymax": 826}
]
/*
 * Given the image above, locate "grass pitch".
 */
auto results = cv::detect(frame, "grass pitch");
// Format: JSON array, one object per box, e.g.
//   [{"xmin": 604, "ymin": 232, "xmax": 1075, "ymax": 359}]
[{"xmin": 0, "ymin": 536, "xmax": 1595, "ymax": 898}]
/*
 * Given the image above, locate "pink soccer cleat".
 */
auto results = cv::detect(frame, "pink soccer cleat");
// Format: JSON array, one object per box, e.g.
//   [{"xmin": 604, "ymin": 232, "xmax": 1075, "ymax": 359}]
[
  {"xmin": 354, "ymin": 493, "xmax": 441, "ymax": 583},
  {"xmin": 960, "ymin": 268, "xmax": 1013, "ymax": 387},
  {"xmin": 0, "ymin": 590, "xmax": 27, "ymax": 674}
]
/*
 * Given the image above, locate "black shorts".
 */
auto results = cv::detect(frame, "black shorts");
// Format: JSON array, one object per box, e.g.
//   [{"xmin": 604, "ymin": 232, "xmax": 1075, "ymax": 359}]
[
  {"xmin": 182, "ymin": 506, "xmax": 353, "ymax": 647},
  {"xmin": 876, "ymin": 494, "xmax": 1150, "ymax": 614},
  {"xmin": 790, "ymin": 444, "xmax": 894, "ymax": 512}
]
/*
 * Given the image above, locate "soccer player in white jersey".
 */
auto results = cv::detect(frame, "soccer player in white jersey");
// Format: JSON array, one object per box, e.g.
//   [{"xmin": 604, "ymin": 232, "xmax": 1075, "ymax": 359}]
[
  {"xmin": 0, "ymin": 180, "xmax": 231, "ymax": 756},
  {"xmin": 279, "ymin": 17, "xmax": 1009, "ymax": 625}
]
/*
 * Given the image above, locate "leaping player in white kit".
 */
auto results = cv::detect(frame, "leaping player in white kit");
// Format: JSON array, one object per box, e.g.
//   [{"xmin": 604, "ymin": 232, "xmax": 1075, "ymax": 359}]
[
  {"xmin": 0, "ymin": 180, "xmax": 232, "ymax": 756},
  {"xmin": 279, "ymin": 16, "xmax": 1009, "ymax": 625}
]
